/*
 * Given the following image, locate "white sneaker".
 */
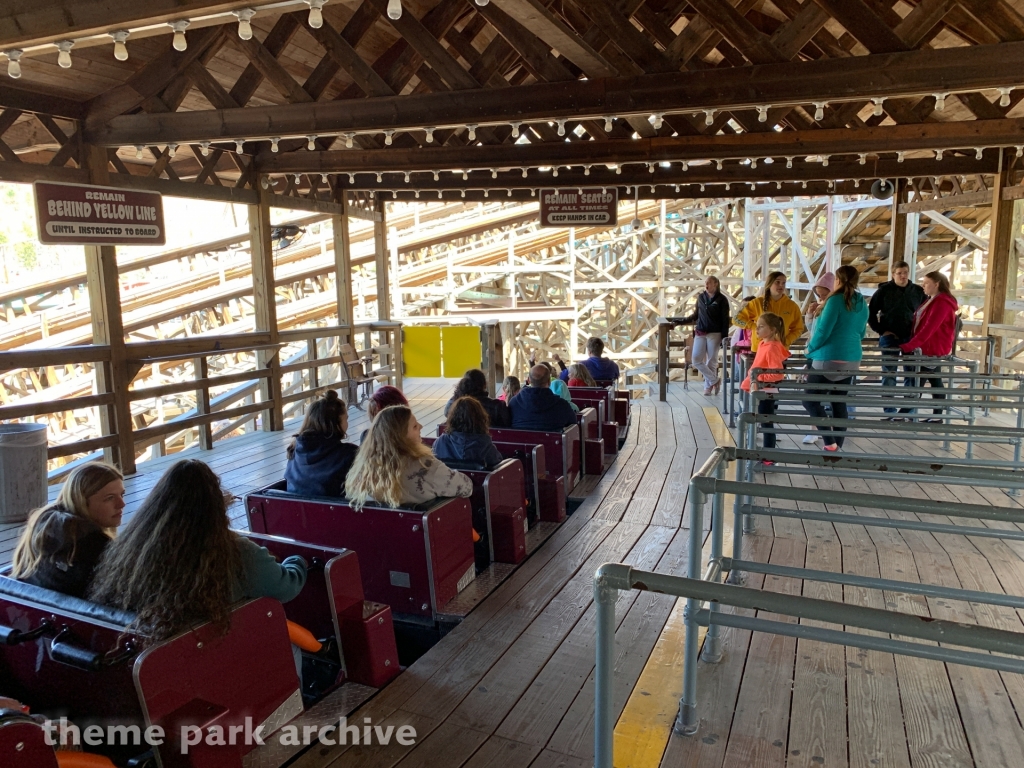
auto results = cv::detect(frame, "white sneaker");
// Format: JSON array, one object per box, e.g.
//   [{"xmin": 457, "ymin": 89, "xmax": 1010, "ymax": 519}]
[{"xmin": 802, "ymin": 434, "xmax": 820, "ymax": 444}]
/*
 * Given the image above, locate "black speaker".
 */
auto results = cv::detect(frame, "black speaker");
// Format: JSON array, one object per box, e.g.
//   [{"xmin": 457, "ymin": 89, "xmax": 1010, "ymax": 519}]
[{"xmin": 871, "ymin": 179, "xmax": 895, "ymax": 199}]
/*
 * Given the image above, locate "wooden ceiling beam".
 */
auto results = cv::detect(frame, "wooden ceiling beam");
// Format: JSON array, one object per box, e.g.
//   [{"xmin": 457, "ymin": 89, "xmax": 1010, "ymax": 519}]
[
  {"xmin": 894, "ymin": 0, "xmax": 957, "ymax": 48},
  {"xmin": 488, "ymin": 0, "xmax": 618, "ymax": 77},
  {"xmin": 254, "ymin": 118, "xmax": 1024, "ymax": 174},
  {"xmin": 474, "ymin": 2, "xmax": 576, "ymax": 83},
  {"xmin": 229, "ymin": 13, "xmax": 301, "ymax": 107},
  {"xmin": 303, "ymin": 15, "xmax": 394, "ymax": 97},
  {"xmin": 84, "ymin": 26, "xmax": 225, "ymax": 127},
  {"xmin": 957, "ymin": 0, "xmax": 1024, "ymax": 43},
  {"xmin": 0, "ymin": 84, "xmax": 85, "ymax": 119},
  {"xmin": 808, "ymin": 0, "xmax": 910, "ymax": 53},
  {"xmin": 89, "ymin": 40, "xmax": 1024, "ymax": 146},
  {"xmin": 225, "ymin": 32, "xmax": 314, "ymax": 103},
  {"xmin": 684, "ymin": 0, "xmax": 788, "ymax": 64},
  {"xmin": 281, "ymin": 155, "xmax": 995, "ymax": 191},
  {"xmin": 564, "ymin": 0, "xmax": 676, "ymax": 74}
]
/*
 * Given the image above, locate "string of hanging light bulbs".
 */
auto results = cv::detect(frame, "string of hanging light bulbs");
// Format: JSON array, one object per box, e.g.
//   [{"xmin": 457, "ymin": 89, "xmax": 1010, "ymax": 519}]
[{"xmin": 0, "ymin": 0, "xmax": 331, "ymax": 72}]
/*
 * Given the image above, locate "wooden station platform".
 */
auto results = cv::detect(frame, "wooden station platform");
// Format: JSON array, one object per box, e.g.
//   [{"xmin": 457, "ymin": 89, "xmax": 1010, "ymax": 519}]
[{"xmin": 6, "ymin": 377, "xmax": 1024, "ymax": 768}]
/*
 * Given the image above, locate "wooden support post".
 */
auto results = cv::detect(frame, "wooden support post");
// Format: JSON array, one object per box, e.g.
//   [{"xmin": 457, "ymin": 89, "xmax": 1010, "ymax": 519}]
[
  {"xmin": 889, "ymin": 178, "xmax": 908, "ymax": 278},
  {"xmin": 392, "ymin": 325, "xmax": 403, "ymax": 390},
  {"xmin": 983, "ymin": 151, "xmax": 1018, "ymax": 367},
  {"xmin": 82, "ymin": 144, "xmax": 136, "ymax": 474},
  {"xmin": 374, "ymin": 199, "xmax": 391, "ymax": 321},
  {"xmin": 194, "ymin": 356, "xmax": 213, "ymax": 450},
  {"xmin": 249, "ymin": 189, "xmax": 284, "ymax": 431},
  {"xmin": 333, "ymin": 196, "xmax": 354, "ymax": 327}
]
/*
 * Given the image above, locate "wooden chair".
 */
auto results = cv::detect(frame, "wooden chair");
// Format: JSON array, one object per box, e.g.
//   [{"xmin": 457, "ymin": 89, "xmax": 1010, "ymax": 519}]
[{"xmin": 340, "ymin": 343, "xmax": 381, "ymax": 408}]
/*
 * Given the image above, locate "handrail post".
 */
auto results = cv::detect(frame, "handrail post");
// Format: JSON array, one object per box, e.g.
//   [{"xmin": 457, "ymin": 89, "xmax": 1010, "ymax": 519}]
[
  {"xmin": 702, "ymin": 460, "xmax": 727, "ymax": 662},
  {"xmin": 658, "ymin": 319, "xmax": 669, "ymax": 402},
  {"xmin": 1013, "ymin": 378, "xmax": 1024, "ymax": 496},
  {"xmin": 676, "ymin": 484, "xmax": 706, "ymax": 735},
  {"xmin": 194, "ymin": 356, "xmax": 213, "ymax": 450},
  {"xmin": 593, "ymin": 567, "xmax": 621, "ymax": 768}
]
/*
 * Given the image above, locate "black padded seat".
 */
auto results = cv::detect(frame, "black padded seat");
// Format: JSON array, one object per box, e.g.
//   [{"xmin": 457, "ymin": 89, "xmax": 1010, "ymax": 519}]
[{"xmin": 0, "ymin": 574, "xmax": 137, "ymax": 627}]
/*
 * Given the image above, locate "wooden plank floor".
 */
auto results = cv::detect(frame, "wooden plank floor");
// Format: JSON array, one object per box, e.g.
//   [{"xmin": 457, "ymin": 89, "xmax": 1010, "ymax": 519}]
[{"xmin": 7, "ymin": 374, "xmax": 1024, "ymax": 767}]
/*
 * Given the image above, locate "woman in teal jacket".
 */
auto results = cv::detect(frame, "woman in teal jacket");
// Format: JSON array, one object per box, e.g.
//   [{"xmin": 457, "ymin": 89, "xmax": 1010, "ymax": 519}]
[{"xmin": 801, "ymin": 266, "xmax": 868, "ymax": 451}]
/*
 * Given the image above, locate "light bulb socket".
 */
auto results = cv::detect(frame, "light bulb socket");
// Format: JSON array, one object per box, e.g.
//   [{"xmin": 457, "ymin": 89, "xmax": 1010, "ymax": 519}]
[
  {"xmin": 169, "ymin": 21, "xmax": 190, "ymax": 52},
  {"xmin": 233, "ymin": 9, "xmax": 256, "ymax": 40},
  {"xmin": 56, "ymin": 40, "xmax": 74, "ymax": 69}
]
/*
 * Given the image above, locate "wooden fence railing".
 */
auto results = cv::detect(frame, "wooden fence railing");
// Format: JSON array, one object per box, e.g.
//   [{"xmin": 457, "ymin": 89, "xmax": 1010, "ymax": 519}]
[{"xmin": 0, "ymin": 321, "xmax": 402, "ymax": 480}]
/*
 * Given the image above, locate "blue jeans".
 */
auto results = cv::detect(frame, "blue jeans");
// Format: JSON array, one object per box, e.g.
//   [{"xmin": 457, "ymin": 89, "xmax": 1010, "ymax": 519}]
[
  {"xmin": 801, "ymin": 374, "xmax": 852, "ymax": 448},
  {"xmin": 878, "ymin": 334, "xmax": 911, "ymax": 413}
]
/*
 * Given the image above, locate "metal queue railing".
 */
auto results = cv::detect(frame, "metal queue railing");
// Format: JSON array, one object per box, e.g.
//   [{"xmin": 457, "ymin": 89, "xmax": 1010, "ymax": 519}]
[
  {"xmin": 593, "ymin": 446, "xmax": 1024, "ymax": 765},
  {"xmin": 744, "ymin": 371, "xmax": 1024, "ymax": 457}
]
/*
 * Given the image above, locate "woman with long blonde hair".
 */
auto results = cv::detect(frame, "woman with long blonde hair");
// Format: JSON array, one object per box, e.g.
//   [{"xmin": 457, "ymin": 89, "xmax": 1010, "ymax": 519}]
[
  {"xmin": 346, "ymin": 405, "xmax": 472, "ymax": 509},
  {"xmin": 12, "ymin": 461, "xmax": 124, "ymax": 598},
  {"xmin": 735, "ymin": 271, "xmax": 805, "ymax": 351},
  {"xmin": 90, "ymin": 459, "xmax": 306, "ymax": 641}
]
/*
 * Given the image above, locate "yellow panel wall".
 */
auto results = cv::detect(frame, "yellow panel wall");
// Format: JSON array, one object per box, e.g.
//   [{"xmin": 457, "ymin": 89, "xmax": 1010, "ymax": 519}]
[
  {"xmin": 441, "ymin": 326, "xmax": 482, "ymax": 378},
  {"xmin": 404, "ymin": 327, "xmax": 442, "ymax": 377}
]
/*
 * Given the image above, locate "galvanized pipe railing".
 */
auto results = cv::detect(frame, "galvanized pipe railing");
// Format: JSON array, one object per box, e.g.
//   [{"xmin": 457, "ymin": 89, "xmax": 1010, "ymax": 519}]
[{"xmin": 594, "ymin": 445, "xmax": 1024, "ymax": 764}]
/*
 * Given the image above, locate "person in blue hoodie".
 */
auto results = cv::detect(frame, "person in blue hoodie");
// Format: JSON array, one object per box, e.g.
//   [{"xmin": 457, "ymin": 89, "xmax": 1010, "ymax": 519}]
[
  {"xmin": 510, "ymin": 365, "xmax": 578, "ymax": 431},
  {"xmin": 284, "ymin": 390, "xmax": 358, "ymax": 496},
  {"xmin": 433, "ymin": 396, "xmax": 503, "ymax": 468}
]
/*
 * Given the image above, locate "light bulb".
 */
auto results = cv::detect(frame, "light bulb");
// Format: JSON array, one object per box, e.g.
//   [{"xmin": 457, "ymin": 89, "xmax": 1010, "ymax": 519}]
[
  {"xmin": 491, "ymin": 169, "xmax": 497, "ymax": 178},
  {"xmin": 271, "ymin": 137, "xmax": 280, "ymax": 152},
  {"xmin": 935, "ymin": 149, "xmax": 943, "ymax": 160},
  {"xmin": 647, "ymin": 163, "xmax": 655, "ymax": 174},
  {"xmin": 347, "ymin": 173, "xmax": 355, "ymax": 183},
  {"xmin": 233, "ymin": 9, "xmax": 256, "ymax": 40},
  {"xmin": 484, "ymin": 189, "xmax": 489, "ymax": 197},
  {"xmin": 802, "ymin": 180, "xmax": 807, "ymax": 189},
  {"xmin": 307, "ymin": 135, "xmax": 317, "ymax": 150},
  {"xmin": 704, "ymin": 109, "xmax": 715, "ymax": 126},
  {"xmin": 169, "ymin": 21, "xmax": 189, "ymax": 52},
  {"xmin": 853, "ymin": 179, "xmax": 859, "ymax": 188},
  {"xmin": 234, "ymin": 139, "xmax": 244, "ymax": 153},
  {"xmin": 415, "ymin": 190, "xmax": 420, "ymax": 198},
  {"xmin": 110, "ymin": 31, "xmax": 129, "ymax": 61},
  {"xmin": 56, "ymin": 40, "xmax": 73, "ymax": 69},
  {"xmin": 700, "ymin": 184, "xmax": 705, "ymax": 192},
  {"xmin": 168, "ymin": 143, "xmax": 178, "ymax": 158},
  {"xmin": 462, "ymin": 170, "xmax": 468, "ymax": 180},
  {"xmin": 433, "ymin": 170, "xmax": 440, "ymax": 180},
  {"xmin": 681, "ymin": 161, "xmax": 688, "ymax": 171},
  {"xmin": 461, "ymin": 190, "xmax": 466, "ymax": 198},
  {"xmin": 615, "ymin": 166, "xmax": 622, "ymax": 175},
  {"xmin": 822, "ymin": 155, "xmax": 829, "ymax": 166},
  {"xmin": 384, "ymin": 130, "xmax": 394, "ymax": 145},
  {"xmin": 376, "ymin": 172, "xmax": 382, "ymax": 182},
  {"xmin": 975, "ymin": 147, "xmax": 984, "ymax": 159},
  {"xmin": 1017, "ymin": 146, "xmax": 1024, "ymax": 158},
  {"xmin": 750, "ymin": 158, "xmax": 757, "ymax": 168},
  {"xmin": 934, "ymin": 92, "xmax": 947, "ymax": 111},
  {"xmin": 813, "ymin": 102, "xmax": 825, "ymax": 121},
  {"xmin": 200, "ymin": 141, "xmax": 211, "ymax": 157},
  {"xmin": 511, "ymin": 122, "xmax": 520, "ymax": 138},
  {"xmin": 344, "ymin": 133, "xmax": 354, "ymax": 148},
  {"xmin": 467, "ymin": 124, "xmax": 477, "ymax": 141},
  {"xmin": 725, "ymin": 183, "xmax": 730, "ymax": 191},
  {"xmin": 872, "ymin": 97, "xmax": 885, "ymax": 116},
  {"xmin": 777, "ymin": 181, "xmax": 782, "ymax": 189},
  {"xmin": 438, "ymin": 190, "xmax": 443, "ymax": 198},
  {"xmin": 522, "ymin": 168, "xmax": 528, "ymax": 178},
  {"xmin": 651, "ymin": 113, "xmax": 663, "ymax": 129},
  {"xmin": 475, "ymin": 0, "xmax": 489, "ymax": 5},
  {"xmin": 858, "ymin": 153, "xmax": 866, "ymax": 165},
  {"xmin": 556, "ymin": 119, "xmax": 566, "ymax": 136},
  {"xmin": 307, "ymin": 0, "xmax": 327, "ymax": 28},
  {"xmin": 6, "ymin": 50, "xmax": 22, "ymax": 79},
  {"xmin": 999, "ymin": 87, "xmax": 1012, "ymax": 107},
  {"xmin": 552, "ymin": 167, "xmax": 559, "ymax": 177},
  {"xmin": 715, "ymin": 159, "xmax": 723, "ymax": 170},
  {"xmin": 424, "ymin": 127, "xmax": 434, "ymax": 143},
  {"xmin": 404, "ymin": 172, "xmax": 411, "ymax": 182},
  {"xmin": 135, "ymin": 145, "xmax": 144, "ymax": 159},
  {"xmin": 531, "ymin": 189, "xmax": 536, "ymax": 197},
  {"xmin": 604, "ymin": 116, "xmax": 614, "ymax": 131},
  {"xmin": 387, "ymin": 0, "xmax": 402, "ymax": 20},
  {"xmin": 786, "ymin": 157, "xmax": 793, "ymax": 168},
  {"xmin": 584, "ymin": 166, "xmax": 591, "ymax": 176},
  {"xmin": 507, "ymin": 189, "xmax": 512, "ymax": 197},
  {"xmin": 321, "ymin": 174, "xmax": 328, "ymax": 183},
  {"xmin": 295, "ymin": 174, "xmax": 302, "ymax": 184},
  {"xmin": 757, "ymin": 106, "xmax": 768, "ymax": 122}
]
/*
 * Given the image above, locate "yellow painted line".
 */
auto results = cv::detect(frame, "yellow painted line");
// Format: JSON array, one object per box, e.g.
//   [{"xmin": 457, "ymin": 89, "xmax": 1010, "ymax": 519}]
[{"xmin": 611, "ymin": 407, "xmax": 735, "ymax": 768}]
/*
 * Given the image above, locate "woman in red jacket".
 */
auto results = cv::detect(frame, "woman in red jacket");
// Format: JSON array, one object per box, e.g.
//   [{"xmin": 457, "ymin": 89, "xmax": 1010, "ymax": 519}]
[{"xmin": 898, "ymin": 271, "xmax": 958, "ymax": 421}]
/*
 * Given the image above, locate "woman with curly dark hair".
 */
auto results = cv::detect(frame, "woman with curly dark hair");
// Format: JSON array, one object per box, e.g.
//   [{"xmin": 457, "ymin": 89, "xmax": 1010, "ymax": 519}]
[
  {"xmin": 90, "ymin": 459, "xmax": 306, "ymax": 641},
  {"xmin": 433, "ymin": 396, "xmax": 503, "ymax": 467},
  {"xmin": 443, "ymin": 369, "xmax": 510, "ymax": 427}
]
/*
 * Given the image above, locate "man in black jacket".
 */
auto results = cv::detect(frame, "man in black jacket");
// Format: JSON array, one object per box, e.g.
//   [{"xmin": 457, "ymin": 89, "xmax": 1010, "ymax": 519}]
[
  {"xmin": 868, "ymin": 260, "xmax": 925, "ymax": 413},
  {"xmin": 671, "ymin": 276, "xmax": 731, "ymax": 395}
]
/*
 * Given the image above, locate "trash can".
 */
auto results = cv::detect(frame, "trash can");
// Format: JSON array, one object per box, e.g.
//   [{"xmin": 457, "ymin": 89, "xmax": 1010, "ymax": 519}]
[{"xmin": 0, "ymin": 423, "xmax": 48, "ymax": 523}]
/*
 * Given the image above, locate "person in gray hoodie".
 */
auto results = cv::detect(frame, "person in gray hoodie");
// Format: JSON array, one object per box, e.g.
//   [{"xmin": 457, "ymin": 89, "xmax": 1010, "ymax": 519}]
[{"xmin": 433, "ymin": 396, "xmax": 503, "ymax": 468}]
